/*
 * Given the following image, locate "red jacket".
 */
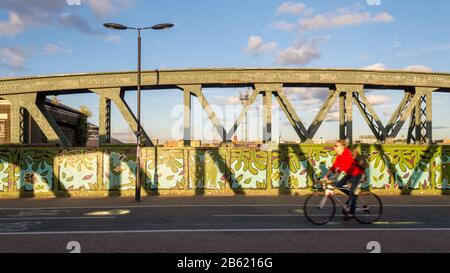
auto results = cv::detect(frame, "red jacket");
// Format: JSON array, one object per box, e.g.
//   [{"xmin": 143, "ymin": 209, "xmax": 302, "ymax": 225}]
[{"xmin": 330, "ymin": 147, "xmax": 364, "ymax": 177}]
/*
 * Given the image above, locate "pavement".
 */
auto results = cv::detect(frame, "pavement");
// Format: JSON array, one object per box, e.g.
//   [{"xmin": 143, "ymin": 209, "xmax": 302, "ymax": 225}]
[{"xmin": 0, "ymin": 195, "xmax": 449, "ymax": 253}]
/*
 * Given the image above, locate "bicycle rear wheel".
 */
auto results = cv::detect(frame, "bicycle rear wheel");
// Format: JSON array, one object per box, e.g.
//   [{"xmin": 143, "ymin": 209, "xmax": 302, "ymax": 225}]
[
  {"xmin": 304, "ymin": 192, "xmax": 335, "ymax": 225},
  {"xmin": 354, "ymin": 192, "xmax": 383, "ymax": 224}
]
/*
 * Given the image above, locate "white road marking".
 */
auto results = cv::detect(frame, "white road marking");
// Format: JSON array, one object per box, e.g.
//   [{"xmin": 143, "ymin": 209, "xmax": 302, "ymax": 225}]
[
  {"xmin": 0, "ymin": 227, "xmax": 449, "ymax": 236},
  {"xmin": 0, "ymin": 204, "xmax": 449, "ymax": 210},
  {"xmin": 0, "ymin": 217, "xmax": 116, "ymax": 220},
  {"xmin": 6, "ymin": 210, "xmax": 71, "ymax": 217},
  {"xmin": 213, "ymin": 214, "xmax": 300, "ymax": 217}
]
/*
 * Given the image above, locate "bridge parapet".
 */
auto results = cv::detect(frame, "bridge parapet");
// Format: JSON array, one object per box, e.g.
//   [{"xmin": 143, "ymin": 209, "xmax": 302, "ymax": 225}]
[{"xmin": 0, "ymin": 144, "xmax": 448, "ymax": 197}]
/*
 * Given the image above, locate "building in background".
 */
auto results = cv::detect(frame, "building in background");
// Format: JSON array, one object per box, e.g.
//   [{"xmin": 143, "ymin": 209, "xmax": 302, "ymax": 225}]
[
  {"xmin": 164, "ymin": 140, "xmax": 202, "ymax": 148},
  {"xmin": 0, "ymin": 99, "xmax": 93, "ymax": 146},
  {"xmin": 356, "ymin": 135, "xmax": 378, "ymax": 144}
]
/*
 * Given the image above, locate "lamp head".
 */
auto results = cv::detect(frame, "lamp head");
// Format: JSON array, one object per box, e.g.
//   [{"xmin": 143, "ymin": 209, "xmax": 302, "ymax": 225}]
[{"xmin": 103, "ymin": 23, "xmax": 128, "ymax": 30}]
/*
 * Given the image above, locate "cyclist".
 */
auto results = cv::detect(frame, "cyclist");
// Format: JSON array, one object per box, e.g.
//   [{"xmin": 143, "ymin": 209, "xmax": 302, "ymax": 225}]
[{"xmin": 324, "ymin": 140, "xmax": 364, "ymax": 220}]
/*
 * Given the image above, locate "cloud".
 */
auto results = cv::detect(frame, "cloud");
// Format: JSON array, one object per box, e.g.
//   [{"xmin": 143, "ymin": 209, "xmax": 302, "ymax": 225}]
[
  {"xmin": 43, "ymin": 43, "xmax": 73, "ymax": 54},
  {"xmin": 0, "ymin": 0, "xmax": 133, "ymax": 38},
  {"xmin": 245, "ymin": 36, "xmax": 278, "ymax": 56},
  {"xmin": 58, "ymin": 13, "xmax": 121, "ymax": 42},
  {"xmin": 382, "ymin": 108, "xmax": 394, "ymax": 117},
  {"xmin": 433, "ymin": 126, "xmax": 449, "ymax": 130},
  {"xmin": 362, "ymin": 63, "xmax": 386, "ymax": 71},
  {"xmin": 402, "ymin": 65, "xmax": 433, "ymax": 72},
  {"xmin": 366, "ymin": 94, "xmax": 390, "ymax": 106},
  {"xmin": 299, "ymin": 7, "xmax": 393, "ymax": 31},
  {"xmin": 0, "ymin": 46, "xmax": 28, "ymax": 71},
  {"xmin": 85, "ymin": 0, "xmax": 136, "ymax": 19},
  {"xmin": 0, "ymin": 0, "xmax": 66, "ymax": 35},
  {"xmin": 325, "ymin": 111, "xmax": 339, "ymax": 122},
  {"xmin": 286, "ymin": 87, "xmax": 330, "ymax": 101},
  {"xmin": 225, "ymin": 96, "xmax": 241, "ymax": 105},
  {"xmin": 59, "ymin": 13, "xmax": 97, "ymax": 35},
  {"xmin": 269, "ymin": 21, "xmax": 296, "ymax": 31},
  {"xmin": 362, "ymin": 63, "xmax": 433, "ymax": 72},
  {"xmin": 276, "ymin": 37, "xmax": 325, "ymax": 65},
  {"xmin": 276, "ymin": 2, "xmax": 312, "ymax": 16},
  {"xmin": 0, "ymin": 11, "xmax": 25, "ymax": 36},
  {"xmin": 284, "ymin": 87, "xmax": 330, "ymax": 117}
]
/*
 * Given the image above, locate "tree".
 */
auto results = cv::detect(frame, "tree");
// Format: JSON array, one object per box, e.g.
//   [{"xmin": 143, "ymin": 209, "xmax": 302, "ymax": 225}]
[{"xmin": 76, "ymin": 105, "xmax": 93, "ymax": 146}]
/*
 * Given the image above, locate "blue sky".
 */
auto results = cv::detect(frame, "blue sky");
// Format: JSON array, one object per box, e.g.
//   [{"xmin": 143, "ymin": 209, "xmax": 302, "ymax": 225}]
[{"xmin": 0, "ymin": 0, "xmax": 449, "ymax": 142}]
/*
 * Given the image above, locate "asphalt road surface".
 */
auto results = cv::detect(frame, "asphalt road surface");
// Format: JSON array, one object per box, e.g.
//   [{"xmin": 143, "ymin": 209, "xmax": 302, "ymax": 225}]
[{"xmin": 0, "ymin": 195, "xmax": 449, "ymax": 253}]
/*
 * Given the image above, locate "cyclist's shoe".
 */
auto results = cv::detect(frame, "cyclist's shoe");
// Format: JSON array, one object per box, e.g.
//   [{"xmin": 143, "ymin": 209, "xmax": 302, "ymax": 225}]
[
  {"xmin": 343, "ymin": 213, "xmax": 355, "ymax": 221},
  {"xmin": 342, "ymin": 205, "xmax": 350, "ymax": 215}
]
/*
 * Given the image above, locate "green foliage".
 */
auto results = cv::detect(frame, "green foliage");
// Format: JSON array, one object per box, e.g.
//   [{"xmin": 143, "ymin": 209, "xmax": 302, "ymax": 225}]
[
  {"xmin": 79, "ymin": 105, "xmax": 93, "ymax": 118},
  {"xmin": 76, "ymin": 106, "xmax": 93, "ymax": 147}
]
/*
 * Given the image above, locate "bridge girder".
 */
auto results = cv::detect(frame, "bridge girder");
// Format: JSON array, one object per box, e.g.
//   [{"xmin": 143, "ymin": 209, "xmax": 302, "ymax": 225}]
[{"xmin": 0, "ymin": 68, "xmax": 448, "ymax": 147}]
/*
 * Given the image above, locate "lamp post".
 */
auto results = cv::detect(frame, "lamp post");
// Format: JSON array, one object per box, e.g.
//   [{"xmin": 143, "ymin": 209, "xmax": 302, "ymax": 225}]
[{"xmin": 104, "ymin": 22, "xmax": 174, "ymax": 202}]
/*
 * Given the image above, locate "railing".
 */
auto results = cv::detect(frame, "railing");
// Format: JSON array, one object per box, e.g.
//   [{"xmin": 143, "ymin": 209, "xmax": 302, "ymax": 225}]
[{"xmin": 0, "ymin": 144, "xmax": 448, "ymax": 197}]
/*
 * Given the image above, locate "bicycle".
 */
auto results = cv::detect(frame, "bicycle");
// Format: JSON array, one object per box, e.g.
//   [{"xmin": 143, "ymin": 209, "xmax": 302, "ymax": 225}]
[{"xmin": 303, "ymin": 178, "xmax": 383, "ymax": 225}]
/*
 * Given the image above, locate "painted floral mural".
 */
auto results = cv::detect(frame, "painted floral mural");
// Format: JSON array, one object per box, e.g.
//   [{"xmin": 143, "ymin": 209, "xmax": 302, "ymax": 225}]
[
  {"xmin": 384, "ymin": 148, "xmax": 432, "ymax": 190},
  {"xmin": 0, "ymin": 145, "xmax": 448, "ymax": 196},
  {"xmin": 271, "ymin": 148, "xmax": 309, "ymax": 189},
  {"xmin": 229, "ymin": 149, "xmax": 267, "ymax": 189},
  {"xmin": 13, "ymin": 150, "xmax": 54, "ymax": 193},
  {"xmin": 146, "ymin": 149, "xmax": 185, "ymax": 190},
  {"xmin": 0, "ymin": 151, "xmax": 9, "ymax": 192},
  {"xmin": 309, "ymin": 147, "xmax": 337, "ymax": 181},
  {"xmin": 366, "ymin": 149, "xmax": 391, "ymax": 189},
  {"xmin": 58, "ymin": 149, "xmax": 98, "ymax": 191},
  {"xmin": 188, "ymin": 149, "xmax": 226, "ymax": 190},
  {"xmin": 435, "ymin": 148, "xmax": 450, "ymax": 190},
  {"xmin": 103, "ymin": 150, "xmax": 136, "ymax": 190}
]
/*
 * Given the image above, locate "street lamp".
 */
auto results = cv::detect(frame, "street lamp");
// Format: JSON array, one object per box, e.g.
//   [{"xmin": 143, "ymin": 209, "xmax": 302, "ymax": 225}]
[{"xmin": 104, "ymin": 22, "xmax": 174, "ymax": 202}]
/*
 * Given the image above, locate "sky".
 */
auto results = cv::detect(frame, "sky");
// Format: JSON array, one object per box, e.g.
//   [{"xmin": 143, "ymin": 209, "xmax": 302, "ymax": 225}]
[{"xmin": 0, "ymin": 0, "xmax": 449, "ymax": 143}]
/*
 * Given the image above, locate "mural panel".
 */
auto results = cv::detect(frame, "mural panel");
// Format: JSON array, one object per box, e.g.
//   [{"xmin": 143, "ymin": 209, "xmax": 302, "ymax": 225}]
[
  {"xmin": 271, "ymin": 148, "xmax": 308, "ymax": 189},
  {"xmin": 0, "ymin": 151, "xmax": 9, "ymax": 192},
  {"xmin": 103, "ymin": 149, "xmax": 136, "ymax": 190},
  {"xmin": 146, "ymin": 149, "xmax": 185, "ymax": 190},
  {"xmin": 12, "ymin": 150, "xmax": 54, "ymax": 193},
  {"xmin": 188, "ymin": 149, "xmax": 227, "ymax": 190},
  {"xmin": 229, "ymin": 149, "xmax": 267, "ymax": 189},
  {"xmin": 309, "ymin": 147, "xmax": 336, "ymax": 181},
  {"xmin": 436, "ymin": 148, "xmax": 450, "ymax": 190},
  {"xmin": 366, "ymin": 148, "xmax": 391, "ymax": 189},
  {"xmin": 385, "ymin": 148, "xmax": 433, "ymax": 190},
  {"xmin": 58, "ymin": 149, "xmax": 98, "ymax": 191}
]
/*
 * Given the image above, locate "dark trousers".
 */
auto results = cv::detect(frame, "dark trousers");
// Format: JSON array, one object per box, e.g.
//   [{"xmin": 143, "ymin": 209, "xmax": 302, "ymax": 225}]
[{"xmin": 335, "ymin": 174, "xmax": 362, "ymax": 214}]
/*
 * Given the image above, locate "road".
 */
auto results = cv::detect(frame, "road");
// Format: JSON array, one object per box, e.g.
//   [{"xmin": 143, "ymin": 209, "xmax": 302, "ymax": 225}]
[{"xmin": 0, "ymin": 195, "xmax": 449, "ymax": 253}]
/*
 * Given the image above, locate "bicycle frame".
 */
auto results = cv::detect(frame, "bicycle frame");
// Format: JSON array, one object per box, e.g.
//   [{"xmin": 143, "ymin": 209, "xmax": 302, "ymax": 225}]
[{"xmin": 316, "ymin": 179, "xmax": 355, "ymax": 210}]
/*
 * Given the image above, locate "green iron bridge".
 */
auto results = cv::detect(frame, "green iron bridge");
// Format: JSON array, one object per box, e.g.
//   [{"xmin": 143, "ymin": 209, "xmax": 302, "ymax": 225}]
[{"xmin": 0, "ymin": 68, "xmax": 448, "ymax": 197}]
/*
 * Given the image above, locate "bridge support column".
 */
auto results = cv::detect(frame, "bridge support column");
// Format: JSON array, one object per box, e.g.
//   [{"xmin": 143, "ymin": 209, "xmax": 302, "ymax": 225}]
[
  {"xmin": 99, "ymin": 96, "xmax": 111, "ymax": 144},
  {"xmin": 180, "ymin": 86, "xmax": 193, "ymax": 147},
  {"xmin": 8, "ymin": 103, "xmax": 29, "ymax": 144},
  {"xmin": 336, "ymin": 85, "xmax": 357, "ymax": 143},
  {"xmin": 91, "ymin": 88, "xmax": 153, "ymax": 146},
  {"xmin": 386, "ymin": 87, "xmax": 436, "ymax": 144},
  {"xmin": 255, "ymin": 84, "xmax": 281, "ymax": 144},
  {"xmin": 2, "ymin": 93, "xmax": 71, "ymax": 146},
  {"xmin": 407, "ymin": 88, "xmax": 434, "ymax": 144}
]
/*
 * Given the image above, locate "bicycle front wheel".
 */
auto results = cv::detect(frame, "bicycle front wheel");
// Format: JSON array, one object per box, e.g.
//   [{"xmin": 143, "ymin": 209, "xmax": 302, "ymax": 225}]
[
  {"xmin": 354, "ymin": 192, "xmax": 383, "ymax": 224},
  {"xmin": 303, "ymin": 192, "xmax": 335, "ymax": 225}
]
